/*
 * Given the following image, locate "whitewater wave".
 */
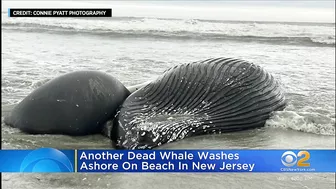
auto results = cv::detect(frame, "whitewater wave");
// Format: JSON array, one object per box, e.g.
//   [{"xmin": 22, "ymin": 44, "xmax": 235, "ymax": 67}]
[
  {"xmin": 30, "ymin": 78, "xmax": 51, "ymax": 89},
  {"xmin": 266, "ymin": 109, "xmax": 335, "ymax": 136},
  {"xmin": 2, "ymin": 15, "xmax": 335, "ymax": 47}
]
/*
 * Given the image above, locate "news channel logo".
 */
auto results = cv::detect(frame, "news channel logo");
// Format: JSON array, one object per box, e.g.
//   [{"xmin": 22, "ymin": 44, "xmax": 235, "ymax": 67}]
[
  {"xmin": 281, "ymin": 151, "xmax": 311, "ymax": 167},
  {"xmin": 20, "ymin": 148, "xmax": 74, "ymax": 172}
]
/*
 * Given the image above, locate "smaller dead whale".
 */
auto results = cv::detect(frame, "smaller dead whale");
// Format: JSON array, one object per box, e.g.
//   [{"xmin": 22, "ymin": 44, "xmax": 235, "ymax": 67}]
[{"xmin": 4, "ymin": 71, "xmax": 130, "ymax": 135}]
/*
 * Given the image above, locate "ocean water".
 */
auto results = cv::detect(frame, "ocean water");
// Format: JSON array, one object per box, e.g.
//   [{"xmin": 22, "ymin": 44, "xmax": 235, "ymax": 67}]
[{"xmin": 1, "ymin": 11, "xmax": 335, "ymax": 189}]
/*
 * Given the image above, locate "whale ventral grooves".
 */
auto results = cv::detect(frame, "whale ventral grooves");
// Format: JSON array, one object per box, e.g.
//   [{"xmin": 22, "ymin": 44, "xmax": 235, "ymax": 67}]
[{"xmin": 112, "ymin": 57, "xmax": 287, "ymax": 149}]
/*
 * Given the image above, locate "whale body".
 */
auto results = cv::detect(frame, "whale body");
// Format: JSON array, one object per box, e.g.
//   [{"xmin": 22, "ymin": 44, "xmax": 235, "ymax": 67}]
[
  {"xmin": 111, "ymin": 57, "xmax": 287, "ymax": 149},
  {"xmin": 4, "ymin": 71, "xmax": 130, "ymax": 135}
]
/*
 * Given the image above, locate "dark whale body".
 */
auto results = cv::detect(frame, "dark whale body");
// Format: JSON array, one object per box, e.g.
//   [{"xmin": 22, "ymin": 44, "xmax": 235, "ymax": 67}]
[
  {"xmin": 112, "ymin": 57, "xmax": 287, "ymax": 149},
  {"xmin": 4, "ymin": 71, "xmax": 130, "ymax": 135}
]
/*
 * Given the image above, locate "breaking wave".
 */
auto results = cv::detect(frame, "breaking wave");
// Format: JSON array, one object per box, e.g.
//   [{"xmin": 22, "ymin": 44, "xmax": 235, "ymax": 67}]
[
  {"xmin": 2, "ymin": 14, "xmax": 335, "ymax": 47},
  {"xmin": 266, "ymin": 108, "xmax": 335, "ymax": 136}
]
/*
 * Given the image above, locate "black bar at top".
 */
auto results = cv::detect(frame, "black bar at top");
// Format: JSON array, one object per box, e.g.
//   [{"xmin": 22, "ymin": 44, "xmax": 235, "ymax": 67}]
[{"xmin": 9, "ymin": 8, "xmax": 112, "ymax": 17}]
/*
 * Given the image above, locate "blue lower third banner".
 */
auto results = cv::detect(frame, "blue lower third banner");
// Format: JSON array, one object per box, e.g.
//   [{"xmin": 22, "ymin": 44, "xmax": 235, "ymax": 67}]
[{"xmin": 0, "ymin": 148, "xmax": 335, "ymax": 173}]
